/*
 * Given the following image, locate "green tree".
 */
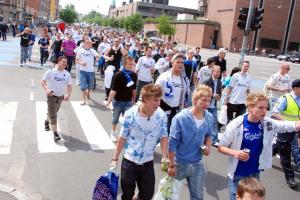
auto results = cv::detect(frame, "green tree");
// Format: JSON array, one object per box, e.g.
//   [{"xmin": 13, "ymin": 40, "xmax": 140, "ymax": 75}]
[
  {"xmin": 156, "ymin": 15, "xmax": 176, "ymax": 39},
  {"xmin": 125, "ymin": 13, "xmax": 144, "ymax": 33},
  {"xmin": 59, "ymin": 4, "xmax": 78, "ymax": 23},
  {"xmin": 82, "ymin": 10, "xmax": 103, "ymax": 25}
]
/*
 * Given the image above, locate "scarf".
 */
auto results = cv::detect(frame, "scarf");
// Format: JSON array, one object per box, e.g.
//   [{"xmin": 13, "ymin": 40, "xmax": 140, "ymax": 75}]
[{"xmin": 121, "ymin": 68, "xmax": 134, "ymax": 87}]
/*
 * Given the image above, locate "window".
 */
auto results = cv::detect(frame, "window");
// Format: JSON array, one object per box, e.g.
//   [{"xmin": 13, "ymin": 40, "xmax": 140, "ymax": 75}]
[
  {"xmin": 288, "ymin": 42, "xmax": 299, "ymax": 51},
  {"xmin": 260, "ymin": 38, "xmax": 281, "ymax": 49}
]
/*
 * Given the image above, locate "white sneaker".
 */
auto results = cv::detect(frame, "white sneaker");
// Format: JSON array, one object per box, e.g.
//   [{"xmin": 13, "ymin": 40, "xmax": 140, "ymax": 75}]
[{"xmin": 110, "ymin": 131, "xmax": 118, "ymax": 142}]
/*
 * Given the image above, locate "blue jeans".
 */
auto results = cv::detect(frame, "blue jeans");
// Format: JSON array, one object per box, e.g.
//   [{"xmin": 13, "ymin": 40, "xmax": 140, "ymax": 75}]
[
  {"xmin": 269, "ymin": 97, "xmax": 279, "ymax": 112},
  {"xmin": 228, "ymin": 173, "xmax": 260, "ymax": 200},
  {"xmin": 291, "ymin": 133, "xmax": 300, "ymax": 167},
  {"xmin": 20, "ymin": 46, "xmax": 29, "ymax": 64},
  {"xmin": 28, "ymin": 45, "xmax": 33, "ymax": 60},
  {"xmin": 175, "ymin": 160, "xmax": 207, "ymax": 200},
  {"xmin": 207, "ymin": 107, "xmax": 218, "ymax": 144},
  {"xmin": 80, "ymin": 70, "xmax": 94, "ymax": 90},
  {"xmin": 112, "ymin": 101, "xmax": 132, "ymax": 125}
]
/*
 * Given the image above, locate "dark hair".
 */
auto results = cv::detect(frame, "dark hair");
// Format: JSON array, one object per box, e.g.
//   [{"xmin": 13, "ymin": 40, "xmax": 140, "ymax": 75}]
[
  {"xmin": 206, "ymin": 57, "xmax": 215, "ymax": 65},
  {"xmin": 230, "ymin": 66, "xmax": 241, "ymax": 76},
  {"xmin": 243, "ymin": 60, "xmax": 250, "ymax": 65},
  {"xmin": 58, "ymin": 56, "xmax": 67, "ymax": 62},
  {"xmin": 237, "ymin": 177, "xmax": 265, "ymax": 198}
]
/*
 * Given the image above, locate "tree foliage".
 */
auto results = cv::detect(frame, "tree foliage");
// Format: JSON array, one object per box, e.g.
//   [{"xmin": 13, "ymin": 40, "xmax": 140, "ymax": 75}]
[
  {"xmin": 82, "ymin": 10, "xmax": 103, "ymax": 25},
  {"xmin": 156, "ymin": 15, "xmax": 176, "ymax": 36},
  {"xmin": 124, "ymin": 13, "xmax": 144, "ymax": 33},
  {"xmin": 59, "ymin": 4, "xmax": 78, "ymax": 23}
]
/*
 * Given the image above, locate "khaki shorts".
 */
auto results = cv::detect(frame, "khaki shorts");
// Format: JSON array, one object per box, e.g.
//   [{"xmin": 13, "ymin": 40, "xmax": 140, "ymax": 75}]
[{"xmin": 47, "ymin": 95, "xmax": 64, "ymax": 125}]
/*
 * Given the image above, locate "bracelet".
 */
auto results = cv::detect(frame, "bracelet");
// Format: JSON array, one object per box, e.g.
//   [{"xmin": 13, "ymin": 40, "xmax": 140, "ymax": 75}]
[
  {"xmin": 169, "ymin": 165, "xmax": 175, "ymax": 168},
  {"xmin": 112, "ymin": 158, "xmax": 118, "ymax": 161}
]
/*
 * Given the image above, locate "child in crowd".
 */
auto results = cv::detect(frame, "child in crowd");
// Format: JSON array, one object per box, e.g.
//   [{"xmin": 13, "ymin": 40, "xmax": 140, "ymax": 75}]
[{"xmin": 236, "ymin": 177, "xmax": 265, "ymax": 200}]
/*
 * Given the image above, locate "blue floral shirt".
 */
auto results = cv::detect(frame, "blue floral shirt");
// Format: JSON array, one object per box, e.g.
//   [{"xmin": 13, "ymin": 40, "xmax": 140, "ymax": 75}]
[{"xmin": 120, "ymin": 105, "xmax": 168, "ymax": 164}]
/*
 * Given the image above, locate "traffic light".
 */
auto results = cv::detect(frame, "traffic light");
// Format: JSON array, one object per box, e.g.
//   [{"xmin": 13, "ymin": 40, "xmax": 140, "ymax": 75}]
[
  {"xmin": 250, "ymin": 8, "xmax": 264, "ymax": 31},
  {"xmin": 237, "ymin": 8, "xmax": 249, "ymax": 30}
]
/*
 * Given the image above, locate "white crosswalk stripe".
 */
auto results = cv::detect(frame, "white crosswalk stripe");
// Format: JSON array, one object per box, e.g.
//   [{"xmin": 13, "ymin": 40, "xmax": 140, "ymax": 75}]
[
  {"xmin": 71, "ymin": 101, "xmax": 115, "ymax": 150},
  {"xmin": 0, "ymin": 102, "xmax": 18, "ymax": 154},
  {"xmin": 36, "ymin": 102, "xmax": 68, "ymax": 153},
  {"xmin": 0, "ymin": 101, "xmax": 115, "ymax": 154}
]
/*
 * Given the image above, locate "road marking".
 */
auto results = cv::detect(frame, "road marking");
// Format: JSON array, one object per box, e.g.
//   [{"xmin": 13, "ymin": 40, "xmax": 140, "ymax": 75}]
[
  {"xmin": 0, "ymin": 102, "xmax": 18, "ymax": 154},
  {"xmin": 31, "ymin": 79, "xmax": 34, "ymax": 87},
  {"xmin": 71, "ymin": 101, "xmax": 115, "ymax": 150},
  {"xmin": 30, "ymin": 92, "xmax": 34, "ymax": 101},
  {"xmin": 36, "ymin": 102, "xmax": 68, "ymax": 153}
]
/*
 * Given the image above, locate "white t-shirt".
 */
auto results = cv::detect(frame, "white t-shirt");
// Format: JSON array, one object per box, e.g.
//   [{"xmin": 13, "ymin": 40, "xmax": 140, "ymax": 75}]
[
  {"xmin": 193, "ymin": 117, "xmax": 205, "ymax": 129},
  {"xmin": 268, "ymin": 72, "xmax": 291, "ymax": 98},
  {"xmin": 136, "ymin": 56, "xmax": 155, "ymax": 82},
  {"xmin": 197, "ymin": 65, "xmax": 212, "ymax": 85},
  {"xmin": 104, "ymin": 65, "xmax": 115, "ymax": 89},
  {"xmin": 73, "ymin": 33, "xmax": 82, "ymax": 44},
  {"xmin": 155, "ymin": 57, "xmax": 170, "ymax": 74},
  {"xmin": 98, "ymin": 42, "xmax": 110, "ymax": 56},
  {"xmin": 156, "ymin": 73, "xmax": 183, "ymax": 108},
  {"xmin": 42, "ymin": 68, "xmax": 72, "ymax": 97},
  {"xmin": 76, "ymin": 48, "xmax": 98, "ymax": 72},
  {"xmin": 229, "ymin": 72, "xmax": 251, "ymax": 104}
]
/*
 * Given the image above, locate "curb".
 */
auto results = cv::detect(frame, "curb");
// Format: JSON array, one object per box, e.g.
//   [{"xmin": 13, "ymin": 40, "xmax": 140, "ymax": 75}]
[{"xmin": 0, "ymin": 183, "xmax": 29, "ymax": 200}]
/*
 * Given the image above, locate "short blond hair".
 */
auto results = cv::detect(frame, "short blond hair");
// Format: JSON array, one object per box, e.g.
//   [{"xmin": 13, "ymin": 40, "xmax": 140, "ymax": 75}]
[
  {"xmin": 192, "ymin": 85, "xmax": 212, "ymax": 101},
  {"xmin": 141, "ymin": 84, "xmax": 162, "ymax": 102},
  {"xmin": 237, "ymin": 177, "xmax": 265, "ymax": 199},
  {"xmin": 246, "ymin": 93, "xmax": 268, "ymax": 109}
]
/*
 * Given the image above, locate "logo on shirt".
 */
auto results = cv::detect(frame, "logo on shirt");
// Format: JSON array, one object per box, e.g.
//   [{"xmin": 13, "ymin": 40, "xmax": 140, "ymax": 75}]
[
  {"xmin": 266, "ymin": 122, "xmax": 273, "ymax": 131},
  {"xmin": 244, "ymin": 131, "xmax": 262, "ymax": 141}
]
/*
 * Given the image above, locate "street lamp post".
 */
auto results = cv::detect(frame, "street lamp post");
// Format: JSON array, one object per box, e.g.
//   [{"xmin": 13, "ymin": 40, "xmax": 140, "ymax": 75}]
[{"xmin": 239, "ymin": 0, "xmax": 255, "ymax": 65}]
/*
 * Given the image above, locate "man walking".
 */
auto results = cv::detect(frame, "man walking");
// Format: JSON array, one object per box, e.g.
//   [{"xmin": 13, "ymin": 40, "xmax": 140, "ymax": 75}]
[
  {"xmin": 41, "ymin": 56, "xmax": 72, "ymax": 142},
  {"xmin": 106, "ymin": 55, "xmax": 137, "ymax": 142},
  {"xmin": 110, "ymin": 84, "xmax": 168, "ymax": 200},
  {"xmin": 16, "ymin": 27, "xmax": 30, "ymax": 67},
  {"xmin": 272, "ymin": 79, "xmax": 300, "ymax": 189},
  {"xmin": 218, "ymin": 93, "xmax": 300, "ymax": 199},
  {"xmin": 168, "ymin": 85, "xmax": 213, "ymax": 200}
]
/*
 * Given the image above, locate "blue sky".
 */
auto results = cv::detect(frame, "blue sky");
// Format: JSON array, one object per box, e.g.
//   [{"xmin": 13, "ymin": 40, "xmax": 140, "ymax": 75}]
[{"xmin": 60, "ymin": 0, "xmax": 198, "ymax": 15}]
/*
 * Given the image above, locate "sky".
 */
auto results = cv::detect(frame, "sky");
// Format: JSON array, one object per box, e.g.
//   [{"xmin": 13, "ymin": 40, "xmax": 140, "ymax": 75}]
[{"xmin": 59, "ymin": 0, "xmax": 198, "ymax": 15}]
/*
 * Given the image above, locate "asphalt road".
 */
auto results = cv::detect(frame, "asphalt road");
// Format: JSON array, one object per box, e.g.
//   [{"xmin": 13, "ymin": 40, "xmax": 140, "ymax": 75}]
[{"xmin": 0, "ymin": 36, "xmax": 299, "ymax": 200}]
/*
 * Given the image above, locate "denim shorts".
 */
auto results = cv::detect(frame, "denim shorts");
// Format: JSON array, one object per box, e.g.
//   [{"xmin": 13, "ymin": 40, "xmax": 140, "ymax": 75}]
[
  {"xmin": 112, "ymin": 101, "xmax": 132, "ymax": 125},
  {"xmin": 80, "ymin": 70, "xmax": 94, "ymax": 90}
]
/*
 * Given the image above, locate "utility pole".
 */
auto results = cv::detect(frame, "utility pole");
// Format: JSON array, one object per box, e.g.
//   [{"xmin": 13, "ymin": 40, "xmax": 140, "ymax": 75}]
[
  {"xmin": 251, "ymin": 0, "xmax": 264, "ymax": 52},
  {"xmin": 239, "ymin": 0, "xmax": 255, "ymax": 65}
]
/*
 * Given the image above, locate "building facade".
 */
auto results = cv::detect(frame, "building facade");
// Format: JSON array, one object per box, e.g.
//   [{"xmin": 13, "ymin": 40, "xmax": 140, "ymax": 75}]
[
  {"xmin": 0, "ymin": 0, "xmax": 25, "ymax": 22},
  {"xmin": 205, "ymin": 0, "xmax": 300, "ymax": 54},
  {"xmin": 109, "ymin": 1, "xmax": 202, "ymax": 19}
]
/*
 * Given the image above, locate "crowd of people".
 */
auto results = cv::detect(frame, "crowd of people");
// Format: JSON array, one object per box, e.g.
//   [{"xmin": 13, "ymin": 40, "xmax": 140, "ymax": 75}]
[{"xmin": 17, "ymin": 24, "xmax": 300, "ymax": 200}]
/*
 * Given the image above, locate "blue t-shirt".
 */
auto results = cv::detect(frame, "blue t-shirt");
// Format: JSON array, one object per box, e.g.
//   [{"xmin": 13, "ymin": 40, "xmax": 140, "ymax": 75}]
[{"xmin": 234, "ymin": 114, "xmax": 263, "ymax": 177}]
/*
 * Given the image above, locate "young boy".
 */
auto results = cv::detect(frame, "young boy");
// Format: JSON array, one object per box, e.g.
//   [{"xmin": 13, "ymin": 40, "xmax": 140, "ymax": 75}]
[{"xmin": 236, "ymin": 177, "xmax": 265, "ymax": 200}]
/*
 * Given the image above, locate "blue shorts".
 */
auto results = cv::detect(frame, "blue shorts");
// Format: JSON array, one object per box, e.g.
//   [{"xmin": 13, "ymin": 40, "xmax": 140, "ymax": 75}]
[
  {"xmin": 80, "ymin": 70, "xmax": 94, "ymax": 90},
  {"xmin": 112, "ymin": 101, "xmax": 132, "ymax": 125}
]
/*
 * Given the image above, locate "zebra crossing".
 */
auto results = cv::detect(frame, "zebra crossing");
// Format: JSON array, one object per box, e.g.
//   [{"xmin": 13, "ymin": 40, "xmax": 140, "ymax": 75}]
[{"xmin": 0, "ymin": 101, "xmax": 116, "ymax": 155}]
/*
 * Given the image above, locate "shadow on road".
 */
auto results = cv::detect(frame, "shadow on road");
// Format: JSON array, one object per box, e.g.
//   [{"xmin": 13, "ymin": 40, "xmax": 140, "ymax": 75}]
[
  {"xmin": 62, "ymin": 134, "xmax": 105, "ymax": 153},
  {"xmin": 205, "ymin": 170, "xmax": 227, "ymax": 199}
]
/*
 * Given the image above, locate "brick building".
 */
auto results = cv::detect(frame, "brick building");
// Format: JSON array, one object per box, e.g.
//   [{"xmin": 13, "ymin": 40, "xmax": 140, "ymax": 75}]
[
  {"xmin": 144, "ymin": 0, "xmax": 299, "ymax": 54},
  {"xmin": 0, "ymin": 0, "xmax": 25, "ymax": 22},
  {"xmin": 205, "ymin": 0, "xmax": 300, "ymax": 54}
]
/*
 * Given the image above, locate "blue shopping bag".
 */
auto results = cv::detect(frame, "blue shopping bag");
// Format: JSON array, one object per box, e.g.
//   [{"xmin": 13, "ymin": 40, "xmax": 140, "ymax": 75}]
[{"xmin": 92, "ymin": 171, "xmax": 119, "ymax": 200}]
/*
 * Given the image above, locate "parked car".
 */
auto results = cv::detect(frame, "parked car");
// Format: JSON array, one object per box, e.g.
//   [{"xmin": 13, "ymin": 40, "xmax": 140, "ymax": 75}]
[
  {"xmin": 277, "ymin": 53, "xmax": 292, "ymax": 61},
  {"xmin": 290, "ymin": 52, "xmax": 300, "ymax": 63},
  {"xmin": 268, "ymin": 53, "xmax": 277, "ymax": 59}
]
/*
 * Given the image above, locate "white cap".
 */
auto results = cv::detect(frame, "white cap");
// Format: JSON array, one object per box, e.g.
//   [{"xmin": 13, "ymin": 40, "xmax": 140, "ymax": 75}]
[
  {"xmin": 172, "ymin": 53, "xmax": 185, "ymax": 62},
  {"xmin": 218, "ymin": 48, "xmax": 227, "ymax": 53}
]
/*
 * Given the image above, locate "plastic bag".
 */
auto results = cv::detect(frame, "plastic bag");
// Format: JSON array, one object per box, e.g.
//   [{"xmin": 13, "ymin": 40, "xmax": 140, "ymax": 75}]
[
  {"xmin": 92, "ymin": 171, "xmax": 119, "ymax": 200},
  {"xmin": 218, "ymin": 105, "xmax": 228, "ymax": 125},
  {"xmin": 154, "ymin": 176, "xmax": 183, "ymax": 200}
]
